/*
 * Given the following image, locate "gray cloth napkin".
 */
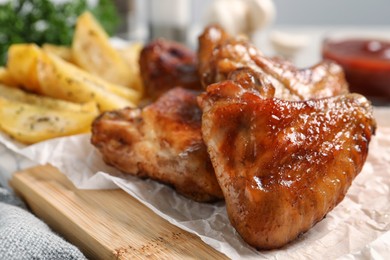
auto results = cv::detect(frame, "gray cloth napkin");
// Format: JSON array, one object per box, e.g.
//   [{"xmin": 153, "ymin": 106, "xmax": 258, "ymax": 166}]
[{"xmin": 0, "ymin": 187, "xmax": 87, "ymax": 260}]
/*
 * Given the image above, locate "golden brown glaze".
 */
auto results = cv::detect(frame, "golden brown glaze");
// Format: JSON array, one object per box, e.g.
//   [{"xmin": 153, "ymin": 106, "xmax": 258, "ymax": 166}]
[
  {"xmin": 198, "ymin": 80, "xmax": 376, "ymax": 249},
  {"xmin": 197, "ymin": 24, "xmax": 229, "ymax": 84},
  {"xmin": 91, "ymin": 87, "xmax": 223, "ymax": 202},
  {"xmin": 139, "ymin": 39, "xmax": 202, "ymax": 101},
  {"xmin": 254, "ymin": 56, "xmax": 349, "ymax": 100},
  {"xmin": 198, "ymin": 25, "xmax": 349, "ymax": 100}
]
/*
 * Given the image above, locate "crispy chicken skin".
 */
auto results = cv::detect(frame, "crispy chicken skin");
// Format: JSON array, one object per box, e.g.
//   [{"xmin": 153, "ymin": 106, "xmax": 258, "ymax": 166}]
[
  {"xmin": 91, "ymin": 87, "xmax": 223, "ymax": 202},
  {"xmin": 91, "ymin": 25, "xmax": 375, "ymax": 249},
  {"xmin": 139, "ymin": 39, "xmax": 202, "ymax": 101},
  {"xmin": 197, "ymin": 25, "xmax": 229, "ymax": 83},
  {"xmin": 198, "ymin": 25, "xmax": 349, "ymax": 100},
  {"xmin": 198, "ymin": 79, "xmax": 376, "ymax": 249}
]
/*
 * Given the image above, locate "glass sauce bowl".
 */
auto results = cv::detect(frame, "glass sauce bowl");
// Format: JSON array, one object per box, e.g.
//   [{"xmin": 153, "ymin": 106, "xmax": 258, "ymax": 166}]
[{"xmin": 322, "ymin": 36, "xmax": 390, "ymax": 104}]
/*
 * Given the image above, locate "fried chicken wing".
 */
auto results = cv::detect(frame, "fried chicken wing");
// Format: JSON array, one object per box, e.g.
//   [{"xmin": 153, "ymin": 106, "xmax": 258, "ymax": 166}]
[
  {"xmin": 139, "ymin": 39, "xmax": 202, "ymax": 101},
  {"xmin": 91, "ymin": 87, "xmax": 223, "ymax": 202},
  {"xmin": 198, "ymin": 79, "xmax": 376, "ymax": 249},
  {"xmin": 197, "ymin": 25, "xmax": 229, "ymax": 83},
  {"xmin": 198, "ymin": 25, "xmax": 349, "ymax": 100}
]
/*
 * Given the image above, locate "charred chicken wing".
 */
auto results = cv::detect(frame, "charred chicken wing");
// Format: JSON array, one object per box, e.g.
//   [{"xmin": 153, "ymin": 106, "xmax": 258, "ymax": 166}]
[
  {"xmin": 198, "ymin": 25, "xmax": 349, "ymax": 100},
  {"xmin": 139, "ymin": 39, "xmax": 202, "ymax": 101},
  {"xmin": 198, "ymin": 79, "xmax": 376, "ymax": 249},
  {"xmin": 91, "ymin": 87, "xmax": 223, "ymax": 202}
]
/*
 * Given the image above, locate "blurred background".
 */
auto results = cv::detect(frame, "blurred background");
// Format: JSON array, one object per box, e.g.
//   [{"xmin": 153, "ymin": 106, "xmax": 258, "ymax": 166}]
[
  {"xmin": 119, "ymin": 0, "xmax": 390, "ymax": 67},
  {"xmin": 195, "ymin": 0, "xmax": 390, "ymax": 26},
  {"xmin": 0, "ymin": 0, "xmax": 389, "ymax": 100},
  {"xmin": 2, "ymin": 0, "xmax": 389, "ymax": 67},
  {"xmin": 121, "ymin": 0, "xmax": 390, "ymax": 38},
  {"xmin": 118, "ymin": 0, "xmax": 390, "ymax": 104}
]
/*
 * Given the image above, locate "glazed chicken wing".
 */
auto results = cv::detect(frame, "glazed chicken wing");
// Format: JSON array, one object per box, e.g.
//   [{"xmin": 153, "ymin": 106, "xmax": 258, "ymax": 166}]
[
  {"xmin": 91, "ymin": 87, "xmax": 223, "ymax": 202},
  {"xmin": 139, "ymin": 39, "xmax": 202, "ymax": 101},
  {"xmin": 198, "ymin": 79, "xmax": 376, "ymax": 249},
  {"xmin": 198, "ymin": 25, "xmax": 349, "ymax": 100}
]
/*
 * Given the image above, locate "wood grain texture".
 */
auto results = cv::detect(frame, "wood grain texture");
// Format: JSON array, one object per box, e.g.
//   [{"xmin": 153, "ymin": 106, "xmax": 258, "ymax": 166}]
[{"xmin": 10, "ymin": 165, "xmax": 228, "ymax": 260}]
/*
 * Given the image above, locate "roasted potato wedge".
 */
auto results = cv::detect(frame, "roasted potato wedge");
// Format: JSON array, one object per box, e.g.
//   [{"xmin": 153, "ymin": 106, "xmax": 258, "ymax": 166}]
[
  {"xmin": 0, "ymin": 11, "xmax": 147, "ymax": 144},
  {"xmin": 72, "ymin": 12, "xmax": 133, "ymax": 88},
  {"xmin": 0, "ymin": 96, "xmax": 99, "ymax": 144},
  {"xmin": 43, "ymin": 41, "xmax": 145, "ymax": 95},
  {"xmin": 6, "ymin": 45, "xmax": 41, "ymax": 91},
  {"xmin": 42, "ymin": 44, "xmax": 73, "ymax": 63},
  {"xmin": 7, "ymin": 44, "xmax": 140, "ymax": 111},
  {"xmin": 117, "ymin": 42, "xmax": 144, "ymax": 94},
  {"xmin": 0, "ymin": 84, "xmax": 98, "ymax": 113},
  {"xmin": 0, "ymin": 67, "xmax": 19, "ymax": 87}
]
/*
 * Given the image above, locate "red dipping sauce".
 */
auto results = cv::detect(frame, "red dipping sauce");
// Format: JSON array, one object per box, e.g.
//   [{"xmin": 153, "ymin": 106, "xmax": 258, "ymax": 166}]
[{"xmin": 322, "ymin": 38, "xmax": 390, "ymax": 104}]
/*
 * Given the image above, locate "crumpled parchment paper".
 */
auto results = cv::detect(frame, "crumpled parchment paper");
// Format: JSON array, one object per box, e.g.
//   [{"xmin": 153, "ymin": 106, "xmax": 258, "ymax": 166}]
[{"xmin": 1, "ymin": 107, "xmax": 389, "ymax": 259}]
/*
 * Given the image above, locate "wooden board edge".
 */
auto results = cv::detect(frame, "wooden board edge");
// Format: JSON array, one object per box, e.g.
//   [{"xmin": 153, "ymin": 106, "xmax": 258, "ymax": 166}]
[{"xmin": 9, "ymin": 165, "xmax": 229, "ymax": 260}]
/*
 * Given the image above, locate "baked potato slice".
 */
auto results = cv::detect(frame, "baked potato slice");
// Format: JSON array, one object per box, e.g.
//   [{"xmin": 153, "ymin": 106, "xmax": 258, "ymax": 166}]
[
  {"xmin": 43, "ymin": 42, "xmax": 145, "ymax": 95},
  {"xmin": 6, "ymin": 44, "xmax": 41, "ymax": 91},
  {"xmin": 72, "ymin": 11, "xmax": 133, "ymax": 88},
  {"xmin": 0, "ymin": 67, "xmax": 19, "ymax": 87},
  {"xmin": 0, "ymin": 97, "xmax": 98, "ymax": 144},
  {"xmin": 117, "ymin": 42, "xmax": 144, "ymax": 94},
  {"xmin": 0, "ymin": 84, "xmax": 98, "ymax": 113},
  {"xmin": 7, "ymin": 44, "xmax": 139, "ymax": 111},
  {"xmin": 42, "ymin": 44, "xmax": 73, "ymax": 63}
]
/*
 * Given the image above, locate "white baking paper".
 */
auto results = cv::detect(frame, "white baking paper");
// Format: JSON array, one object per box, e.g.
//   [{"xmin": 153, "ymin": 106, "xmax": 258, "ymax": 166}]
[{"xmin": 1, "ymin": 107, "xmax": 389, "ymax": 259}]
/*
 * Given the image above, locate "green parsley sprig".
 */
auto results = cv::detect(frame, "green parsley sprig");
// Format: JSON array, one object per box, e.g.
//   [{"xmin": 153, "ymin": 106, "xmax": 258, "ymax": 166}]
[{"xmin": 0, "ymin": 0, "xmax": 120, "ymax": 65}]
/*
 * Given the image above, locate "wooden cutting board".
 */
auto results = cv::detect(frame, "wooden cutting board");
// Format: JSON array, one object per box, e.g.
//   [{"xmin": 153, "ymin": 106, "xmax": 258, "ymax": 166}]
[{"xmin": 9, "ymin": 165, "xmax": 228, "ymax": 260}]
